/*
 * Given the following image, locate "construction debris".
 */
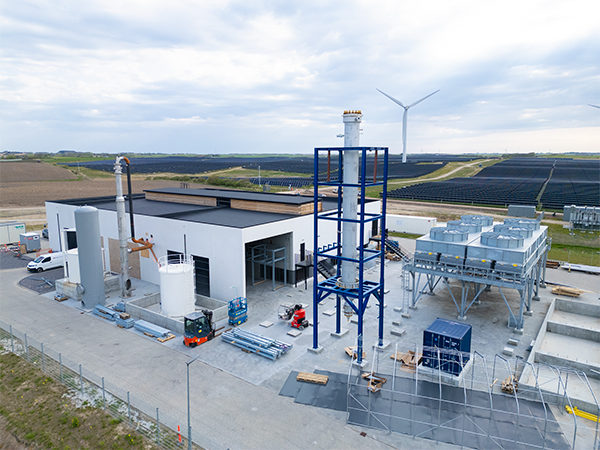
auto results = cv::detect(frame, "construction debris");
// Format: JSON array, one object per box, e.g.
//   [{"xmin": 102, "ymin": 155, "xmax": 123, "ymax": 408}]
[
  {"xmin": 297, "ymin": 372, "xmax": 329, "ymax": 385},
  {"xmin": 501, "ymin": 375, "xmax": 518, "ymax": 394},
  {"xmin": 362, "ymin": 372, "xmax": 387, "ymax": 393},
  {"xmin": 391, "ymin": 350, "xmax": 422, "ymax": 373},
  {"xmin": 345, "ymin": 346, "xmax": 366, "ymax": 360}
]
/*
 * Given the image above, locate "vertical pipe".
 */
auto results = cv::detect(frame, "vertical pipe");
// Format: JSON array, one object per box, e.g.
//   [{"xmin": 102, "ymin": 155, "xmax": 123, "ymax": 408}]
[
  {"xmin": 41, "ymin": 343, "xmax": 45, "ymax": 372},
  {"xmin": 379, "ymin": 148, "xmax": 388, "ymax": 344},
  {"xmin": 59, "ymin": 353, "xmax": 63, "ymax": 383},
  {"xmin": 335, "ymin": 149, "xmax": 343, "ymax": 335},
  {"xmin": 114, "ymin": 157, "xmax": 130, "ymax": 297},
  {"xmin": 357, "ymin": 147, "xmax": 367, "ymax": 362},
  {"xmin": 373, "ymin": 149, "xmax": 378, "ymax": 183},
  {"xmin": 79, "ymin": 364, "xmax": 83, "ymax": 396},
  {"xmin": 340, "ymin": 111, "xmax": 362, "ymax": 289},
  {"xmin": 312, "ymin": 146, "xmax": 319, "ymax": 350}
]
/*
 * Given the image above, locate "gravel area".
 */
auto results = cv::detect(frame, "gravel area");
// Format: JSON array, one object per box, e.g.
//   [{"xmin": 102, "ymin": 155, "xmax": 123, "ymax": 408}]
[{"xmin": 17, "ymin": 267, "xmax": 64, "ymax": 294}]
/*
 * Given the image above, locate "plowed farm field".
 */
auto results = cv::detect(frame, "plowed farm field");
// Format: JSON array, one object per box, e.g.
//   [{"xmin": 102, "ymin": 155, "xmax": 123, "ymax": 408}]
[{"xmin": 0, "ymin": 162, "xmax": 186, "ymax": 228}]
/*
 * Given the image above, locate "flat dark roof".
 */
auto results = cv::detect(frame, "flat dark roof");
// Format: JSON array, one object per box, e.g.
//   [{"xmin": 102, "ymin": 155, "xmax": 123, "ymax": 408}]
[
  {"xmin": 144, "ymin": 187, "xmax": 316, "ymax": 205},
  {"xmin": 48, "ymin": 189, "xmax": 373, "ymax": 228}
]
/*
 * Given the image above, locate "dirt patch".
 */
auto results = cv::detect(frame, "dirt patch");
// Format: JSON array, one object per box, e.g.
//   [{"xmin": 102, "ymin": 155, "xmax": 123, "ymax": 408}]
[
  {"xmin": 0, "ymin": 161, "xmax": 77, "ymax": 182},
  {"xmin": 0, "ymin": 179, "xmax": 186, "ymax": 208}
]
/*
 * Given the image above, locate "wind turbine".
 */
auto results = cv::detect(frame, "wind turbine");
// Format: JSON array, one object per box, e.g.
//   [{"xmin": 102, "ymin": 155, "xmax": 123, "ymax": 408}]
[
  {"xmin": 377, "ymin": 88, "xmax": 440, "ymax": 163},
  {"xmin": 589, "ymin": 104, "xmax": 600, "ymax": 109}
]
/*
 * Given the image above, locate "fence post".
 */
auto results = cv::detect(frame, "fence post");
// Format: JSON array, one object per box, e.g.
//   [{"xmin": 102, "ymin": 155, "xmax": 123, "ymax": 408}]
[
  {"xmin": 102, "ymin": 377, "xmax": 106, "ymax": 409},
  {"xmin": 59, "ymin": 353, "xmax": 63, "ymax": 383},
  {"xmin": 41, "ymin": 343, "xmax": 45, "ymax": 372},
  {"xmin": 156, "ymin": 407, "xmax": 160, "ymax": 445},
  {"xmin": 79, "ymin": 364, "xmax": 83, "ymax": 396},
  {"xmin": 127, "ymin": 391, "xmax": 131, "ymax": 427},
  {"xmin": 24, "ymin": 333, "xmax": 29, "ymax": 361},
  {"xmin": 10, "ymin": 325, "xmax": 14, "ymax": 353}
]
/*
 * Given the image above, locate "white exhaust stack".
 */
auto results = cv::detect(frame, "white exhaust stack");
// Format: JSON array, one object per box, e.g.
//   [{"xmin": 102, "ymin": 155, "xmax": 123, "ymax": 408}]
[
  {"xmin": 339, "ymin": 110, "xmax": 362, "ymax": 289},
  {"xmin": 114, "ymin": 157, "xmax": 131, "ymax": 297}
]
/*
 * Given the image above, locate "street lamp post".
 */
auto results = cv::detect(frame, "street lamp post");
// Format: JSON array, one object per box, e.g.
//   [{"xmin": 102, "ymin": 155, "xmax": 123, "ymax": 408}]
[{"xmin": 186, "ymin": 355, "xmax": 199, "ymax": 450}]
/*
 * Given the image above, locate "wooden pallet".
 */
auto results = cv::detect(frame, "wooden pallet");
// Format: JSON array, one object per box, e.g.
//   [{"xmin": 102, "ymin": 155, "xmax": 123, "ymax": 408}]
[
  {"xmin": 345, "ymin": 346, "xmax": 366, "ymax": 360},
  {"xmin": 552, "ymin": 286, "xmax": 584, "ymax": 297},
  {"xmin": 391, "ymin": 350, "xmax": 422, "ymax": 373},
  {"xmin": 362, "ymin": 372, "xmax": 387, "ymax": 393},
  {"xmin": 157, "ymin": 333, "xmax": 175, "ymax": 343},
  {"xmin": 297, "ymin": 372, "xmax": 329, "ymax": 385}
]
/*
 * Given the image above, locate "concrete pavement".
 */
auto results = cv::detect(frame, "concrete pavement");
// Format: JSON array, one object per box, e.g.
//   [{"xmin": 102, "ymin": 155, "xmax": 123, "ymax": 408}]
[{"xmin": 1, "ymin": 266, "xmax": 456, "ymax": 450}]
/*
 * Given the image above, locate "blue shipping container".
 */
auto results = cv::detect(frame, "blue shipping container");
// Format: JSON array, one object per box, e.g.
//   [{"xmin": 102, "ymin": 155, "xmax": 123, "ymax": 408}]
[{"xmin": 422, "ymin": 318, "xmax": 472, "ymax": 376}]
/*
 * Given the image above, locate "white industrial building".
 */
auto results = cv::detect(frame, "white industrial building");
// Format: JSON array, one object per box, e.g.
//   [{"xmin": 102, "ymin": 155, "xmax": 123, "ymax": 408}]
[{"xmin": 46, "ymin": 187, "xmax": 380, "ymax": 302}]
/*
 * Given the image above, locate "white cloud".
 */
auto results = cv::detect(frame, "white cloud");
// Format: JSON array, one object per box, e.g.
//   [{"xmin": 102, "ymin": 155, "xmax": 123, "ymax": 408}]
[{"xmin": 0, "ymin": 0, "xmax": 598, "ymax": 154}]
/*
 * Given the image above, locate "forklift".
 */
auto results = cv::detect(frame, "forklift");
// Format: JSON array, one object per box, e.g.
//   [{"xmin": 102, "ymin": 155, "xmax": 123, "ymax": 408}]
[
  {"xmin": 183, "ymin": 310, "xmax": 228, "ymax": 348},
  {"xmin": 278, "ymin": 304, "xmax": 309, "ymax": 330}
]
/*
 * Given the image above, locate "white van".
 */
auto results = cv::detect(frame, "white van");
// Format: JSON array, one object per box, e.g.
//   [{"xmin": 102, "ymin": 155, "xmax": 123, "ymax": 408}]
[{"xmin": 27, "ymin": 252, "xmax": 64, "ymax": 272}]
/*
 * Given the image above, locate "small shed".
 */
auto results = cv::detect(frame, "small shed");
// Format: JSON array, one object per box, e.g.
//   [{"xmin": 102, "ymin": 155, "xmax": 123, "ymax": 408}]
[{"xmin": 19, "ymin": 232, "xmax": 41, "ymax": 252}]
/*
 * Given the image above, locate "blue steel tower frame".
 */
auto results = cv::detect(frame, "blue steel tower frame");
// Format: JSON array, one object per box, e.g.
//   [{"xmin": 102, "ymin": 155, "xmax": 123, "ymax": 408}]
[{"xmin": 312, "ymin": 147, "xmax": 388, "ymax": 364}]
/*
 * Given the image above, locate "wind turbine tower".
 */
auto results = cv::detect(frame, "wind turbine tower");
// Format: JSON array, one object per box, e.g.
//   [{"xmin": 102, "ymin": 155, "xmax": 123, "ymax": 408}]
[{"xmin": 377, "ymin": 88, "xmax": 439, "ymax": 163}]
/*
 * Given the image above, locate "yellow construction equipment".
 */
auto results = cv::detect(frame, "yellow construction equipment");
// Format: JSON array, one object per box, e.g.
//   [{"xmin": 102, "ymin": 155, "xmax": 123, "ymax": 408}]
[{"xmin": 565, "ymin": 405, "xmax": 599, "ymax": 422}]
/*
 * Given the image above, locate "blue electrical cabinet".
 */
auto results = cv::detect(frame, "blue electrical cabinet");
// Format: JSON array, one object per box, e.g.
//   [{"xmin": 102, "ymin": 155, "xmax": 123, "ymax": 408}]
[{"xmin": 422, "ymin": 318, "xmax": 472, "ymax": 376}]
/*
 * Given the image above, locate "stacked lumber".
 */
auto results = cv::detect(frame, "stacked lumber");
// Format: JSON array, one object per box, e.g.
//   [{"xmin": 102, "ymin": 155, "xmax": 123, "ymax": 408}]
[
  {"xmin": 297, "ymin": 372, "xmax": 329, "ymax": 385},
  {"xmin": 546, "ymin": 260, "xmax": 560, "ymax": 269},
  {"xmin": 385, "ymin": 252, "xmax": 401, "ymax": 261},
  {"xmin": 552, "ymin": 286, "xmax": 584, "ymax": 297}
]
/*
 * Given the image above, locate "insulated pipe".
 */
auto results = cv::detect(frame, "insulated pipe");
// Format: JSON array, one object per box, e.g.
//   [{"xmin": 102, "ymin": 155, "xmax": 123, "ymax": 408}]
[
  {"xmin": 114, "ymin": 157, "xmax": 131, "ymax": 297},
  {"xmin": 339, "ymin": 111, "xmax": 362, "ymax": 289}
]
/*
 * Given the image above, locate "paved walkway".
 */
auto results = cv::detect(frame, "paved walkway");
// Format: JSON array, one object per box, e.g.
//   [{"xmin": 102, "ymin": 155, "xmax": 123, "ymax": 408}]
[{"xmin": 0, "ymin": 266, "xmax": 455, "ymax": 450}]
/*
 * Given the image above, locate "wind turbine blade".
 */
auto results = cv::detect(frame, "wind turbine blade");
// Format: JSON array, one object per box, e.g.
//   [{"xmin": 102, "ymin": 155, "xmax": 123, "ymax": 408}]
[
  {"xmin": 408, "ymin": 89, "xmax": 440, "ymax": 108},
  {"xmin": 589, "ymin": 104, "xmax": 600, "ymax": 109},
  {"xmin": 376, "ymin": 88, "xmax": 406, "ymax": 108}
]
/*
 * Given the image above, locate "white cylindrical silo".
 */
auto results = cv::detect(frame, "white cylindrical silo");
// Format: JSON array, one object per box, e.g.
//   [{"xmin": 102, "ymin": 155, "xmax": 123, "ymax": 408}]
[
  {"xmin": 158, "ymin": 255, "xmax": 195, "ymax": 317},
  {"xmin": 339, "ymin": 110, "xmax": 362, "ymax": 289},
  {"xmin": 75, "ymin": 206, "xmax": 105, "ymax": 308}
]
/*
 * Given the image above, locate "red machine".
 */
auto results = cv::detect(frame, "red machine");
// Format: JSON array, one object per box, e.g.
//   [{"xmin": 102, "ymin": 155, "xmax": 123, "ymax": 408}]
[
  {"xmin": 183, "ymin": 310, "xmax": 229, "ymax": 347},
  {"xmin": 278, "ymin": 304, "xmax": 309, "ymax": 330}
]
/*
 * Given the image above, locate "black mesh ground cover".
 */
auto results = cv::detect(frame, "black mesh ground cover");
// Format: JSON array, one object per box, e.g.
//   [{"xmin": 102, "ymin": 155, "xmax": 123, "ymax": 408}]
[{"xmin": 279, "ymin": 370, "xmax": 569, "ymax": 450}]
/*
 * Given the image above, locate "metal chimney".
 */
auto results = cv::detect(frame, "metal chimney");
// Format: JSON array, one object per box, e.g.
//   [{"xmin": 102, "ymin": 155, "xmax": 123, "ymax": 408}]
[{"xmin": 339, "ymin": 110, "xmax": 362, "ymax": 289}]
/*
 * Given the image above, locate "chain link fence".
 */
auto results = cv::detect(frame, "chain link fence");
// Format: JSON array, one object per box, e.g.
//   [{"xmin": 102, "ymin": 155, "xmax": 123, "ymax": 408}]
[{"xmin": 0, "ymin": 320, "xmax": 203, "ymax": 450}]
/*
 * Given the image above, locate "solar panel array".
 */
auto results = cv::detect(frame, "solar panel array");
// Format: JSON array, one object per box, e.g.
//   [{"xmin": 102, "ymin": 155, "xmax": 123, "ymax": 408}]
[{"xmin": 386, "ymin": 158, "xmax": 599, "ymax": 209}]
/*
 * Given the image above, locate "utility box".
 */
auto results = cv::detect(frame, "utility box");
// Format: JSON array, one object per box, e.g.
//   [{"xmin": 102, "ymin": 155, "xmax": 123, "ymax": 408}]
[
  {"xmin": 19, "ymin": 232, "xmax": 41, "ymax": 252},
  {"xmin": 423, "ymin": 318, "xmax": 472, "ymax": 376}
]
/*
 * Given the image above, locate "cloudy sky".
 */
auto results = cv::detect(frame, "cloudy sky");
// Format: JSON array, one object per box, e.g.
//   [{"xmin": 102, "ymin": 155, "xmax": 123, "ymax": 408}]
[{"xmin": 1, "ymin": 0, "xmax": 598, "ymax": 156}]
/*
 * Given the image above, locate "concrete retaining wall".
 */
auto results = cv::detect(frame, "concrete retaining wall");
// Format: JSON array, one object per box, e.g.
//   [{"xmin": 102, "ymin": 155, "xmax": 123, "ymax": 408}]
[
  {"xmin": 547, "ymin": 321, "xmax": 600, "ymax": 342},
  {"xmin": 555, "ymin": 297, "xmax": 600, "ymax": 318},
  {"xmin": 195, "ymin": 295, "xmax": 228, "ymax": 323}
]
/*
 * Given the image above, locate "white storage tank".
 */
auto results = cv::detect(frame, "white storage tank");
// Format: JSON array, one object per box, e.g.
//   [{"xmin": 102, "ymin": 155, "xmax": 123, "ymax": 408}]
[
  {"xmin": 66, "ymin": 248, "xmax": 81, "ymax": 284},
  {"xmin": 158, "ymin": 254, "xmax": 195, "ymax": 317}
]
